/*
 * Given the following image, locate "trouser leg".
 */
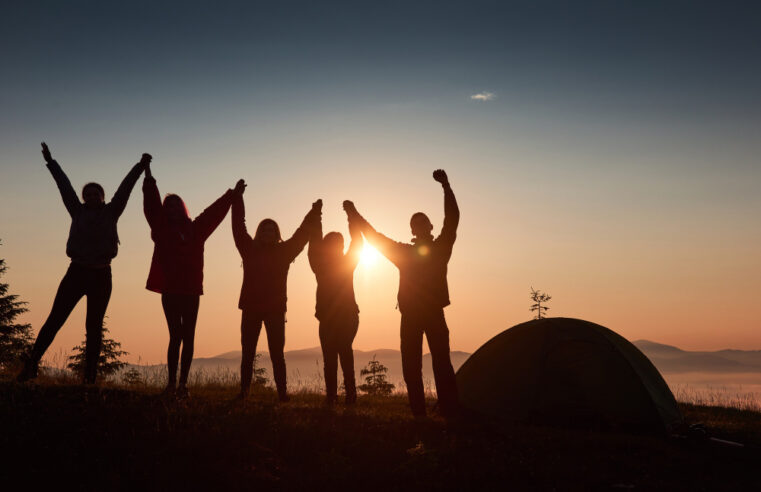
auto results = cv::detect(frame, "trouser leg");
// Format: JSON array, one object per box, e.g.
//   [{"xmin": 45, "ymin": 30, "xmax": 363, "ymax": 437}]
[
  {"xmin": 83, "ymin": 267, "xmax": 112, "ymax": 384},
  {"xmin": 425, "ymin": 310, "xmax": 460, "ymax": 418},
  {"xmin": 400, "ymin": 314, "xmax": 426, "ymax": 417},
  {"xmin": 264, "ymin": 313, "xmax": 287, "ymax": 399},
  {"xmin": 319, "ymin": 321, "xmax": 338, "ymax": 402},
  {"xmin": 240, "ymin": 310, "xmax": 263, "ymax": 395},
  {"xmin": 338, "ymin": 315, "xmax": 359, "ymax": 403},
  {"xmin": 162, "ymin": 294, "xmax": 183, "ymax": 388},
  {"xmin": 30, "ymin": 265, "xmax": 86, "ymax": 362},
  {"xmin": 178, "ymin": 295, "xmax": 200, "ymax": 388}
]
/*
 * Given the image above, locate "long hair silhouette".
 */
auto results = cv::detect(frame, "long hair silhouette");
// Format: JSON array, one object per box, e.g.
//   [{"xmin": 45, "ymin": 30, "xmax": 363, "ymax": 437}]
[{"xmin": 254, "ymin": 218, "xmax": 282, "ymax": 242}]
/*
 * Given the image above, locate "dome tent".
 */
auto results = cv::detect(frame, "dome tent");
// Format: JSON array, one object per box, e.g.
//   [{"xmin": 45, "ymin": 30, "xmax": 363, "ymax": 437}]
[{"xmin": 456, "ymin": 318, "xmax": 683, "ymax": 434}]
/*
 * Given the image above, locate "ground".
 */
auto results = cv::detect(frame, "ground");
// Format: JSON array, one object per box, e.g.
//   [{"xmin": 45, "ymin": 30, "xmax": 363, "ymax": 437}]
[{"xmin": 2, "ymin": 378, "xmax": 761, "ymax": 491}]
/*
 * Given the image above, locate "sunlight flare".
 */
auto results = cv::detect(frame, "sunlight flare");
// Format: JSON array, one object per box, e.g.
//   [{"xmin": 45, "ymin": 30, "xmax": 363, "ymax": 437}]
[{"xmin": 360, "ymin": 243, "xmax": 381, "ymax": 267}]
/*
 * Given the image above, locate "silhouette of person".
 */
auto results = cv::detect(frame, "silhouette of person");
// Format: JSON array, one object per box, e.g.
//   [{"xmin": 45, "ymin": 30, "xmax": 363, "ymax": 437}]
[
  {"xmin": 344, "ymin": 169, "xmax": 460, "ymax": 419},
  {"xmin": 17, "ymin": 143, "xmax": 150, "ymax": 384},
  {"xmin": 232, "ymin": 193, "xmax": 321, "ymax": 401},
  {"xmin": 308, "ymin": 202, "xmax": 363, "ymax": 406},
  {"xmin": 143, "ymin": 164, "xmax": 242, "ymax": 399}
]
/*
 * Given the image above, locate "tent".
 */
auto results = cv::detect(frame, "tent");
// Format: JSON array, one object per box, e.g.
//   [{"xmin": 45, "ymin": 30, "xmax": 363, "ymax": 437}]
[{"xmin": 456, "ymin": 317, "xmax": 683, "ymax": 433}]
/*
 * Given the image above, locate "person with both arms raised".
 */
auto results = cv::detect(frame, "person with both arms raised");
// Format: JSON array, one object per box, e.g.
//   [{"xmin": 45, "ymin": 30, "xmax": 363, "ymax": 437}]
[
  {"xmin": 142, "ymin": 162, "xmax": 244, "ymax": 399},
  {"xmin": 344, "ymin": 169, "xmax": 461, "ymax": 419},
  {"xmin": 18, "ymin": 142, "xmax": 150, "ymax": 384},
  {"xmin": 232, "ymin": 190, "xmax": 322, "ymax": 402},
  {"xmin": 308, "ymin": 201, "xmax": 363, "ymax": 406}
]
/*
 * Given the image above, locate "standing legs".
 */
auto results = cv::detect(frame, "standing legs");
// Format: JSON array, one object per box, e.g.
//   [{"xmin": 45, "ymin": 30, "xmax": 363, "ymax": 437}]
[
  {"xmin": 83, "ymin": 268, "xmax": 112, "ymax": 384},
  {"xmin": 161, "ymin": 293, "xmax": 200, "ymax": 394},
  {"xmin": 240, "ymin": 309, "xmax": 264, "ymax": 397},
  {"xmin": 177, "ymin": 296, "xmax": 199, "ymax": 390},
  {"xmin": 320, "ymin": 314, "xmax": 358, "ymax": 405},
  {"xmin": 400, "ymin": 309, "xmax": 459, "ymax": 418},
  {"xmin": 425, "ymin": 311, "xmax": 460, "ymax": 419},
  {"xmin": 319, "ymin": 322, "xmax": 339, "ymax": 404},
  {"xmin": 400, "ymin": 314, "xmax": 426, "ymax": 417},
  {"xmin": 263, "ymin": 313, "xmax": 288, "ymax": 401},
  {"xmin": 337, "ymin": 319, "xmax": 358, "ymax": 404},
  {"xmin": 18, "ymin": 264, "xmax": 111, "ymax": 384},
  {"xmin": 27, "ymin": 266, "xmax": 86, "ymax": 367}
]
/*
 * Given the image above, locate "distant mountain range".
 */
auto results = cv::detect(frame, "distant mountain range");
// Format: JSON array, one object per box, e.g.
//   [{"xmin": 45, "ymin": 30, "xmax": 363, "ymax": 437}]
[
  {"xmin": 139, "ymin": 347, "xmax": 472, "ymax": 387},
  {"xmin": 132, "ymin": 340, "xmax": 761, "ymax": 386},
  {"xmin": 632, "ymin": 340, "xmax": 761, "ymax": 374}
]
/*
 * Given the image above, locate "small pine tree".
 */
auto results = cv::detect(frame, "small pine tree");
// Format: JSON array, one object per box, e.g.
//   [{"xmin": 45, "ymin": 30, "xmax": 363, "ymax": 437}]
[
  {"xmin": 529, "ymin": 286, "xmax": 552, "ymax": 320},
  {"xmin": 253, "ymin": 353, "xmax": 269, "ymax": 386},
  {"xmin": 358, "ymin": 355, "xmax": 395, "ymax": 396},
  {"xmin": 0, "ymin": 241, "xmax": 34, "ymax": 370},
  {"xmin": 121, "ymin": 367, "xmax": 144, "ymax": 386},
  {"xmin": 67, "ymin": 323, "xmax": 128, "ymax": 379}
]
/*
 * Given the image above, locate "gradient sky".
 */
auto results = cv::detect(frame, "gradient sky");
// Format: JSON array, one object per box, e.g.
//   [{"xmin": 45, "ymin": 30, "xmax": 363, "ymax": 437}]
[{"xmin": 1, "ymin": 1, "xmax": 760, "ymax": 364}]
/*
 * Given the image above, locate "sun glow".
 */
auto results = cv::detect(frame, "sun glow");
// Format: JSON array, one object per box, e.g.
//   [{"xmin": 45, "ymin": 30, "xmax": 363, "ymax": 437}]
[{"xmin": 359, "ymin": 243, "xmax": 381, "ymax": 267}]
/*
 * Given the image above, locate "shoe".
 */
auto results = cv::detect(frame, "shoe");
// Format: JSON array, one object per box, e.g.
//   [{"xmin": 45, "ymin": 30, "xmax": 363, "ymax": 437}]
[
  {"xmin": 278, "ymin": 393, "xmax": 290, "ymax": 403},
  {"xmin": 16, "ymin": 356, "xmax": 39, "ymax": 383},
  {"xmin": 161, "ymin": 385, "xmax": 176, "ymax": 398},
  {"xmin": 345, "ymin": 393, "xmax": 357, "ymax": 406},
  {"xmin": 176, "ymin": 386, "xmax": 190, "ymax": 400}
]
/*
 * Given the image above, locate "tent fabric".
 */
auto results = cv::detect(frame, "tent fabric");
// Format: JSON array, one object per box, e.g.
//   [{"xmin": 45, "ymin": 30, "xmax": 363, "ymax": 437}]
[{"xmin": 456, "ymin": 317, "xmax": 683, "ymax": 433}]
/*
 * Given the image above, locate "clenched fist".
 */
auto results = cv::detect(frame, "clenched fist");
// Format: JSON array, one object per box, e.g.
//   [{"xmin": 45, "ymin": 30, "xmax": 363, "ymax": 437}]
[{"xmin": 433, "ymin": 169, "xmax": 449, "ymax": 186}]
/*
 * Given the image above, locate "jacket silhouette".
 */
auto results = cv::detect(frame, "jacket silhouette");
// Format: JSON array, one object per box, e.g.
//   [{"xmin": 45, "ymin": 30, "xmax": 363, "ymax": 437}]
[
  {"xmin": 232, "ymin": 194, "xmax": 321, "ymax": 401},
  {"xmin": 143, "ymin": 176, "xmax": 235, "ymax": 295},
  {"xmin": 308, "ymin": 206, "xmax": 362, "ymax": 404},
  {"xmin": 49, "ymin": 158, "xmax": 145, "ymax": 266},
  {"xmin": 345, "ymin": 169, "xmax": 460, "ymax": 418},
  {"xmin": 18, "ymin": 143, "xmax": 148, "ymax": 384}
]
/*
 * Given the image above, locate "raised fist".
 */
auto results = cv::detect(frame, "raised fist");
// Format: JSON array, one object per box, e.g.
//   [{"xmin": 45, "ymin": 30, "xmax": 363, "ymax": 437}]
[
  {"xmin": 432, "ymin": 169, "xmax": 449, "ymax": 185},
  {"xmin": 343, "ymin": 200, "xmax": 356, "ymax": 213},
  {"xmin": 41, "ymin": 142, "xmax": 53, "ymax": 163},
  {"xmin": 234, "ymin": 179, "xmax": 247, "ymax": 195}
]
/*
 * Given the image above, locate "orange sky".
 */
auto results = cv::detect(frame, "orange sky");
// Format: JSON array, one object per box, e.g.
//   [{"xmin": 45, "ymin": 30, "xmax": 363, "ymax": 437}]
[{"xmin": 2, "ymin": 130, "xmax": 760, "ymax": 364}]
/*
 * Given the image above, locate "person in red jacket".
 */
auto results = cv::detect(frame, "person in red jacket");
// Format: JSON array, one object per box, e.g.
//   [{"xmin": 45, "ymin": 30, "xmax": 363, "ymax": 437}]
[
  {"xmin": 345, "ymin": 169, "xmax": 460, "ymax": 419},
  {"xmin": 308, "ymin": 202, "xmax": 363, "ymax": 406},
  {"xmin": 143, "ymin": 163, "xmax": 244, "ymax": 398},
  {"xmin": 232, "ymin": 193, "xmax": 321, "ymax": 402}
]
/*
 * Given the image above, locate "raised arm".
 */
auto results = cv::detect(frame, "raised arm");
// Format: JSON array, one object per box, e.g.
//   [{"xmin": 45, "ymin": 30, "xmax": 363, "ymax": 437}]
[
  {"xmin": 142, "ymin": 164, "xmax": 163, "ymax": 230},
  {"xmin": 283, "ymin": 200, "xmax": 322, "ymax": 263},
  {"xmin": 194, "ymin": 179, "xmax": 244, "ymax": 241},
  {"xmin": 343, "ymin": 200, "xmax": 403, "ymax": 265},
  {"xmin": 110, "ymin": 153, "xmax": 151, "ymax": 218},
  {"xmin": 307, "ymin": 204, "xmax": 324, "ymax": 273},
  {"xmin": 231, "ymin": 190, "xmax": 252, "ymax": 255},
  {"xmin": 42, "ymin": 142, "xmax": 80, "ymax": 216},
  {"xmin": 434, "ymin": 169, "xmax": 459, "ymax": 244},
  {"xmin": 345, "ymin": 212, "xmax": 364, "ymax": 270}
]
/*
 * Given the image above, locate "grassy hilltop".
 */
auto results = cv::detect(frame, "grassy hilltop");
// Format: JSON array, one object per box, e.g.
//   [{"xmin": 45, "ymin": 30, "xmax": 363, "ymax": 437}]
[{"xmin": 3, "ymin": 375, "xmax": 761, "ymax": 491}]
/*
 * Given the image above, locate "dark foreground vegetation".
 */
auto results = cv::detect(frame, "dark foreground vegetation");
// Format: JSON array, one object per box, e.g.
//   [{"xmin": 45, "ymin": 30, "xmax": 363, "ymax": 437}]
[{"xmin": 2, "ymin": 378, "xmax": 761, "ymax": 491}]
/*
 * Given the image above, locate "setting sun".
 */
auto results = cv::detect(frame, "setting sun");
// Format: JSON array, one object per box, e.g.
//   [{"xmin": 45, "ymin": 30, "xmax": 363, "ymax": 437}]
[{"xmin": 359, "ymin": 243, "xmax": 382, "ymax": 267}]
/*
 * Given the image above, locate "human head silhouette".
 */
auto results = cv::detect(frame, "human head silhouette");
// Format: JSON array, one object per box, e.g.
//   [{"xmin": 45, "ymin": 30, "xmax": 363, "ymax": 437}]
[
  {"xmin": 410, "ymin": 212, "xmax": 433, "ymax": 239},
  {"xmin": 323, "ymin": 231, "xmax": 344, "ymax": 257},
  {"xmin": 163, "ymin": 194, "xmax": 190, "ymax": 222},
  {"xmin": 82, "ymin": 182, "xmax": 105, "ymax": 207},
  {"xmin": 255, "ymin": 219, "xmax": 282, "ymax": 244}
]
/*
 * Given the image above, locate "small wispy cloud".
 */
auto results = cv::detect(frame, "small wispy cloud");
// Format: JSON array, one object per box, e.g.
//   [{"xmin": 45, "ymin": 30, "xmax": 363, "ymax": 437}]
[{"xmin": 470, "ymin": 91, "xmax": 496, "ymax": 102}]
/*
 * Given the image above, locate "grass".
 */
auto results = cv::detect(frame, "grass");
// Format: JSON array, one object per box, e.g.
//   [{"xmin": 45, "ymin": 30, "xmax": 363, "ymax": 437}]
[{"xmin": 3, "ymin": 368, "xmax": 761, "ymax": 490}]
